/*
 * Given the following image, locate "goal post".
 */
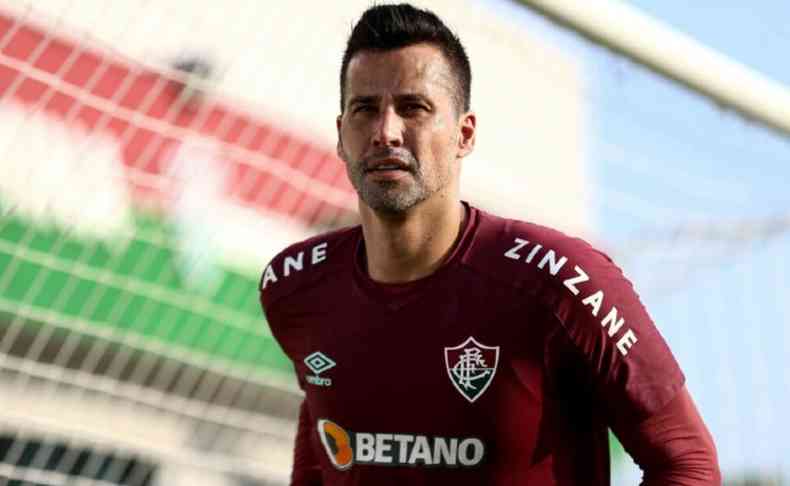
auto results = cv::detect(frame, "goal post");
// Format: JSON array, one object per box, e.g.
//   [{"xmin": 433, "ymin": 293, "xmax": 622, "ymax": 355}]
[{"xmin": 517, "ymin": 0, "xmax": 790, "ymax": 136}]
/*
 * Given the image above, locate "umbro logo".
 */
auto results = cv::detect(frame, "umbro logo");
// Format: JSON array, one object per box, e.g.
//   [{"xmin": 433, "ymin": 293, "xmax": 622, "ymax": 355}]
[
  {"xmin": 304, "ymin": 351, "xmax": 336, "ymax": 387},
  {"xmin": 305, "ymin": 351, "xmax": 336, "ymax": 374}
]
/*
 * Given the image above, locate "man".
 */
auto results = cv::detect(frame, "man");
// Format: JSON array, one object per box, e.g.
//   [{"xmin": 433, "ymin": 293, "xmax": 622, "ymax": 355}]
[{"xmin": 259, "ymin": 4, "xmax": 720, "ymax": 485}]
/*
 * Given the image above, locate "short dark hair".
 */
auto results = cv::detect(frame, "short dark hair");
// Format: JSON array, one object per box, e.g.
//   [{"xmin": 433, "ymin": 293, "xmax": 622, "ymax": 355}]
[{"xmin": 340, "ymin": 3, "xmax": 471, "ymax": 113}]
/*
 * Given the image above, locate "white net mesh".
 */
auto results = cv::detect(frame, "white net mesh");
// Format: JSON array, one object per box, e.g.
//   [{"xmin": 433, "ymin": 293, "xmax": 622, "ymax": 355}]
[{"xmin": 0, "ymin": 2, "xmax": 353, "ymax": 484}]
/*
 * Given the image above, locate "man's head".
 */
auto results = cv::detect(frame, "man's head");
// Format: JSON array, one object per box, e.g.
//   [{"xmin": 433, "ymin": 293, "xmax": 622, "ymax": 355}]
[{"xmin": 337, "ymin": 4, "xmax": 476, "ymax": 215}]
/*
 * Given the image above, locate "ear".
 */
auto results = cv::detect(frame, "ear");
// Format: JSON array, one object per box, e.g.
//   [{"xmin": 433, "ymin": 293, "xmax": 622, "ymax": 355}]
[
  {"xmin": 336, "ymin": 115, "xmax": 345, "ymax": 160},
  {"xmin": 457, "ymin": 111, "xmax": 476, "ymax": 159}
]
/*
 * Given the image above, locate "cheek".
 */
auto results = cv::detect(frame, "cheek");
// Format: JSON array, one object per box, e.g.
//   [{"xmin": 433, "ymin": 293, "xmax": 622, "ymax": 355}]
[
  {"xmin": 425, "ymin": 125, "xmax": 459, "ymax": 167},
  {"xmin": 342, "ymin": 116, "xmax": 369, "ymax": 139}
]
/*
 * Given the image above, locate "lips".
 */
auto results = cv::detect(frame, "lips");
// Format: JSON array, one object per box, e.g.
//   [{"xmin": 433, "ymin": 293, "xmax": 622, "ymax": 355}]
[{"xmin": 365, "ymin": 157, "xmax": 412, "ymax": 173}]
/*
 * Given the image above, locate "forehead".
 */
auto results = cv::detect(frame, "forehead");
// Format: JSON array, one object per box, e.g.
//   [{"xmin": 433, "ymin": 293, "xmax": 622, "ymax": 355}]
[{"xmin": 345, "ymin": 43, "xmax": 455, "ymax": 101}]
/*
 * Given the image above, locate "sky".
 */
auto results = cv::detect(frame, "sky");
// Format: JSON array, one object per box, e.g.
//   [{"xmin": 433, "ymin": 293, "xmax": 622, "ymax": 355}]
[{"xmin": 485, "ymin": 0, "xmax": 790, "ymax": 481}]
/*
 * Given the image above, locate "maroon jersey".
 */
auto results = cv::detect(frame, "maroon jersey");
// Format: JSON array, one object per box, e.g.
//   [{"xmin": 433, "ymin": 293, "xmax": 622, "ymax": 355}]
[{"xmin": 259, "ymin": 203, "xmax": 685, "ymax": 485}]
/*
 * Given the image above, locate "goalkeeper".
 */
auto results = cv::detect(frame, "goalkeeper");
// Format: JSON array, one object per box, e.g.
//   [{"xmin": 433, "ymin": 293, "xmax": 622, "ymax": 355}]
[{"xmin": 260, "ymin": 3, "xmax": 720, "ymax": 485}]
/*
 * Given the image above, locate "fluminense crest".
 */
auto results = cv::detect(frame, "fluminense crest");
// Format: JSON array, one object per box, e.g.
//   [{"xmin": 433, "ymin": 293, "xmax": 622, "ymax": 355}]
[{"xmin": 444, "ymin": 337, "xmax": 499, "ymax": 403}]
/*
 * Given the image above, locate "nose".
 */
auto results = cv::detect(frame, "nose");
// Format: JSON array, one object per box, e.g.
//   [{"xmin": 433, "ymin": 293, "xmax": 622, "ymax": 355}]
[{"xmin": 372, "ymin": 106, "xmax": 404, "ymax": 148}]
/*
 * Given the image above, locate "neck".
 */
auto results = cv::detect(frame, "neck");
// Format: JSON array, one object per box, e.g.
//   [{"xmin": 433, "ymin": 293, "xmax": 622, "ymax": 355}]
[{"xmin": 360, "ymin": 196, "xmax": 465, "ymax": 284}]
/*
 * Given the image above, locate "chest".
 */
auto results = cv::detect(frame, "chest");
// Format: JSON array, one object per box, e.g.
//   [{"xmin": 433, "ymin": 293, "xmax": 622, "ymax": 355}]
[{"xmin": 281, "ymin": 280, "xmax": 551, "ymax": 436}]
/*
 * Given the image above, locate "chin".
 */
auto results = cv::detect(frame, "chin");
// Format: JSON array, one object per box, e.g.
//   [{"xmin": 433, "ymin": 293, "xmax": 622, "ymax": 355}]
[
  {"xmin": 367, "ymin": 201, "xmax": 413, "ymax": 215},
  {"xmin": 371, "ymin": 195, "xmax": 432, "ymax": 216}
]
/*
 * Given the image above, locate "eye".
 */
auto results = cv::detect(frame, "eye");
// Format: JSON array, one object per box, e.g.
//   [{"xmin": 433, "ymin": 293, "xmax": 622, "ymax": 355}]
[
  {"xmin": 352, "ymin": 104, "xmax": 376, "ymax": 115},
  {"xmin": 402, "ymin": 103, "xmax": 425, "ymax": 113}
]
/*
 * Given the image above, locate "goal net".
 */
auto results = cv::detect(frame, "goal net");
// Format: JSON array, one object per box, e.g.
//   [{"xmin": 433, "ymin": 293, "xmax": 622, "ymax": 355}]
[
  {"xmin": 0, "ymin": 2, "xmax": 359, "ymax": 485},
  {"xmin": 1, "ymin": 1, "xmax": 788, "ymax": 485}
]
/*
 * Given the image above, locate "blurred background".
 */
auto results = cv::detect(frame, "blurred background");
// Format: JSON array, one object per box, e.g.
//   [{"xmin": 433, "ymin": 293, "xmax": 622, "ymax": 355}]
[{"xmin": 0, "ymin": 0, "xmax": 787, "ymax": 484}]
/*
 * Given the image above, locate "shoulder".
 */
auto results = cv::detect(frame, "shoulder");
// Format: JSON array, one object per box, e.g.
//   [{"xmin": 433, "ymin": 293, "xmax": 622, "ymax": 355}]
[
  {"xmin": 463, "ymin": 208, "xmax": 612, "ymax": 294},
  {"xmin": 466, "ymin": 208, "xmax": 684, "ymax": 418},
  {"xmin": 465, "ymin": 208, "xmax": 646, "ymax": 357},
  {"xmin": 259, "ymin": 225, "xmax": 360, "ymax": 310}
]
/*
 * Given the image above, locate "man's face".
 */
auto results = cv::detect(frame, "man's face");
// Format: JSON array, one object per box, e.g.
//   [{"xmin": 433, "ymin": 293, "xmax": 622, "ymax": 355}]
[{"xmin": 337, "ymin": 43, "xmax": 474, "ymax": 214}]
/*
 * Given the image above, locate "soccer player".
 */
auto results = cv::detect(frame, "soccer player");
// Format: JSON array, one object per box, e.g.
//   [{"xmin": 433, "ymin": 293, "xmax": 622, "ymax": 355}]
[{"xmin": 259, "ymin": 4, "xmax": 720, "ymax": 485}]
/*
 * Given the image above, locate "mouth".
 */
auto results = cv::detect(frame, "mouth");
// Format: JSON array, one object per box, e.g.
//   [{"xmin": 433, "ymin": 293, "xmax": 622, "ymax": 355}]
[
  {"xmin": 363, "ymin": 158, "xmax": 413, "ymax": 182},
  {"xmin": 364, "ymin": 157, "xmax": 412, "ymax": 174}
]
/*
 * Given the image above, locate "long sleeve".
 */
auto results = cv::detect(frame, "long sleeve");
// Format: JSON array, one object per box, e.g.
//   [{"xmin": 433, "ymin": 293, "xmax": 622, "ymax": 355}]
[
  {"xmin": 612, "ymin": 386, "xmax": 721, "ymax": 485},
  {"xmin": 533, "ymin": 233, "xmax": 719, "ymax": 483},
  {"xmin": 291, "ymin": 399, "xmax": 323, "ymax": 486}
]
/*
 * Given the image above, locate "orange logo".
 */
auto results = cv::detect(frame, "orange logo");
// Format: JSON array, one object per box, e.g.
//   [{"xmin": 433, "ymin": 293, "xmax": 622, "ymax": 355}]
[{"xmin": 318, "ymin": 419, "xmax": 353, "ymax": 470}]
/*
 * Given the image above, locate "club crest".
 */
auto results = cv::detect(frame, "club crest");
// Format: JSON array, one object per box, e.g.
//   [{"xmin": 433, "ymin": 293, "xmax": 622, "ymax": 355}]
[{"xmin": 444, "ymin": 337, "xmax": 499, "ymax": 403}]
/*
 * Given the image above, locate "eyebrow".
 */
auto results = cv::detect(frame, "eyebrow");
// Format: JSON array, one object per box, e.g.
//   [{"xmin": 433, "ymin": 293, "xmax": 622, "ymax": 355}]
[
  {"xmin": 347, "ymin": 95, "xmax": 379, "ymax": 108},
  {"xmin": 347, "ymin": 93, "xmax": 431, "ymax": 108},
  {"xmin": 396, "ymin": 93, "xmax": 430, "ymax": 104}
]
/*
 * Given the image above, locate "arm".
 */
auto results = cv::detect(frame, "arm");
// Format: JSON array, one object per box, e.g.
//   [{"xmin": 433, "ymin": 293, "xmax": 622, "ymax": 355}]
[
  {"xmin": 259, "ymin": 266, "xmax": 322, "ymax": 485},
  {"xmin": 532, "ymin": 233, "xmax": 719, "ymax": 483},
  {"xmin": 612, "ymin": 386, "xmax": 721, "ymax": 486},
  {"xmin": 291, "ymin": 399, "xmax": 323, "ymax": 486}
]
